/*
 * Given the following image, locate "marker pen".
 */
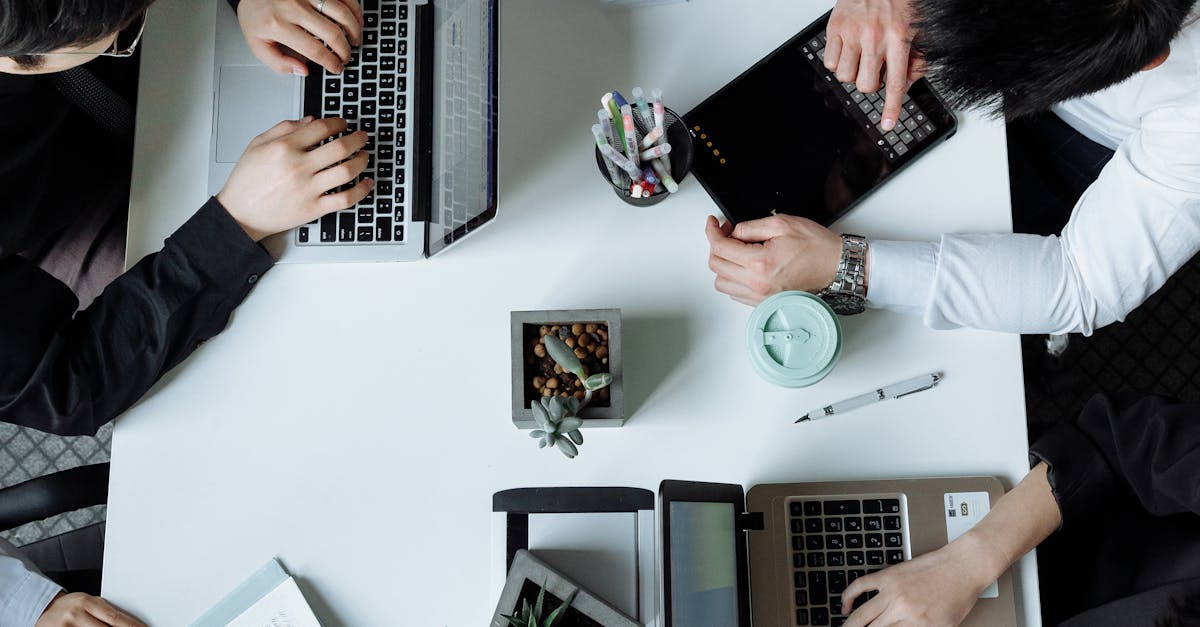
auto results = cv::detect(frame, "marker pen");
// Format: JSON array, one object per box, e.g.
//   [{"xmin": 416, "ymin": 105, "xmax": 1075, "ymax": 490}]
[
  {"xmin": 640, "ymin": 127, "xmax": 664, "ymax": 149},
  {"xmin": 601, "ymin": 143, "xmax": 643, "ymax": 182},
  {"xmin": 621, "ymin": 104, "xmax": 640, "ymax": 168},
  {"xmin": 651, "ymin": 159, "xmax": 679, "ymax": 194},
  {"xmin": 640, "ymin": 144, "xmax": 672, "ymax": 161},
  {"xmin": 633, "ymin": 87, "xmax": 653, "ymax": 129},
  {"xmin": 592, "ymin": 124, "xmax": 623, "ymax": 185},
  {"xmin": 603, "ymin": 93, "xmax": 625, "ymax": 150}
]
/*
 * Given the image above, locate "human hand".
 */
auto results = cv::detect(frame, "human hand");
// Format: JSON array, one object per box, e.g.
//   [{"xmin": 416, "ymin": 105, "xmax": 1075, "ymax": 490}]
[
  {"xmin": 824, "ymin": 0, "xmax": 925, "ymax": 131},
  {"xmin": 217, "ymin": 117, "xmax": 374, "ymax": 242},
  {"xmin": 36, "ymin": 592, "xmax": 146, "ymax": 627},
  {"xmin": 840, "ymin": 537, "xmax": 997, "ymax": 627},
  {"xmin": 705, "ymin": 215, "xmax": 844, "ymax": 305},
  {"xmin": 236, "ymin": 0, "xmax": 364, "ymax": 76}
]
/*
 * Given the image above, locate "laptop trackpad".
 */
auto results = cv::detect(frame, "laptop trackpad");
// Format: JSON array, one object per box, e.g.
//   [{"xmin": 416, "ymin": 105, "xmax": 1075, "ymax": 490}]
[{"xmin": 215, "ymin": 65, "xmax": 298, "ymax": 163}]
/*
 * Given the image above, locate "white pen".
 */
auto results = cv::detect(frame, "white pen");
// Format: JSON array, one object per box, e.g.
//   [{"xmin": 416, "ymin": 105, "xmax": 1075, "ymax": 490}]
[{"xmin": 794, "ymin": 373, "xmax": 943, "ymax": 423}]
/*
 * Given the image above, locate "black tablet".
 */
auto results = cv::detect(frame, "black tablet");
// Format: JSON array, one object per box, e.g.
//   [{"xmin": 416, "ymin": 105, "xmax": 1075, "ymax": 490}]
[
  {"xmin": 685, "ymin": 11, "xmax": 957, "ymax": 226},
  {"xmin": 658, "ymin": 480, "xmax": 752, "ymax": 627}
]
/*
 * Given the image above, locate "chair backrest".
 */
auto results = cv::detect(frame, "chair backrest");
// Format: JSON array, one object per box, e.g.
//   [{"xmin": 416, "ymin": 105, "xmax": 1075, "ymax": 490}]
[{"xmin": 0, "ymin": 463, "xmax": 110, "ymax": 532}]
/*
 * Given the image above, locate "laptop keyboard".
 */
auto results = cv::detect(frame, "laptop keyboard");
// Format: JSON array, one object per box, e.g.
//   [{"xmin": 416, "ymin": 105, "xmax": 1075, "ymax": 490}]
[
  {"xmin": 300, "ymin": 0, "xmax": 414, "ymax": 246},
  {"xmin": 800, "ymin": 33, "xmax": 939, "ymax": 162},
  {"xmin": 788, "ymin": 495, "xmax": 910, "ymax": 626}
]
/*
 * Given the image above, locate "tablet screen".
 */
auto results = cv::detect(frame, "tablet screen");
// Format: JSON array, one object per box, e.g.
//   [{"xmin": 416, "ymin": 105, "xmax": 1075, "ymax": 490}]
[
  {"xmin": 685, "ymin": 14, "xmax": 955, "ymax": 226},
  {"xmin": 668, "ymin": 501, "xmax": 740, "ymax": 627}
]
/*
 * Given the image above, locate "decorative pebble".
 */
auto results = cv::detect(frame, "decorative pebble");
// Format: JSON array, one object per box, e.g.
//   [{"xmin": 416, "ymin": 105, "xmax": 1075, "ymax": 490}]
[
  {"xmin": 578, "ymin": 334, "xmax": 593, "ymax": 347},
  {"xmin": 533, "ymin": 376, "xmax": 546, "ymax": 389},
  {"xmin": 574, "ymin": 391, "xmax": 586, "ymax": 400},
  {"xmin": 565, "ymin": 337, "xmax": 576, "ymax": 349},
  {"xmin": 550, "ymin": 325, "xmax": 560, "ymax": 333},
  {"xmin": 585, "ymin": 323, "xmax": 598, "ymax": 333},
  {"xmin": 571, "ymin": 323, "xmax": 584, "ymax": 335},
  {"xmin": 539, "ymin": 325, "xmax": 550, "ymax": 335},
  {"xmin": 534, "ymin": 344, "xmax": 546, "ymax": 358},
  {"xmin": 595, "ymin": 346, "xmax": 608, "ymax": 359},
  {"xmin": 546, "ymin": 377, "xmax": 559, "ymax": 389},
  {"xmin": 601, "ymin": 357, "xmax": 609, "ymax": 365},
  {"xmin": 554, "ymin": 364, "xmax": 563, "ymax": 374},
  {"xmin": 542, "ymin": 388, "xmax": 553, "ymax": 397},
  {"xmin": 558, "ymin": 327, "xmax": 571, "ymax": 340},
  {"xmin": 574, "ymin": 347, "xmax": 587, "ymax": 359}
]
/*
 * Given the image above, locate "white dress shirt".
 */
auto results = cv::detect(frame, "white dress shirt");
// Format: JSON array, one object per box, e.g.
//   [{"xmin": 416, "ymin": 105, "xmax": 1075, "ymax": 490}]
[
  {"xmin": 0, "ymin": 538, "xmax": 61, "ymax": 626},
  {"xmin": 868, "ymin": 16, "xmax": 1200, "ymax": 335}
]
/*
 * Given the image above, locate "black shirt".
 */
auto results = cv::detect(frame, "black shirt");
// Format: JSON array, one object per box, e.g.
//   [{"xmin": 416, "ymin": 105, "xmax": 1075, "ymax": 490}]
[
  {"xmin": 0, "ymin": 66, "xmax": 273, "ymax": 437},
  {"xmin": 1033, "ymin": 394, "xmax": 1200, "ymax": 625}
]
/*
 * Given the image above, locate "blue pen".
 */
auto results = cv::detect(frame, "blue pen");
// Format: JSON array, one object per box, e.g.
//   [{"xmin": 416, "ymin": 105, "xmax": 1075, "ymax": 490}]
[{"xmin": 612, "ymin": 91, "xmax": 629, "ymax": 109}]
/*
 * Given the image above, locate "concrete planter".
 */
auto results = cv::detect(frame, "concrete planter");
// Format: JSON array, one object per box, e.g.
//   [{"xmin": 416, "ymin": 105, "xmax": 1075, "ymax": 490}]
[{"xmin": 511, "ymin": 309, "xmax": 624, "ymax": 429}]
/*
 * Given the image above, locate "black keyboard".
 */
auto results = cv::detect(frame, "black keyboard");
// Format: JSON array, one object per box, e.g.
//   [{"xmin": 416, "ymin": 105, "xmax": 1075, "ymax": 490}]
[
  {"xmin": 788, "ymin": 496, "xmax": 909, "ymax": 626},
  {"xmin": 300, "ymin": 0, "xmax": 413, "ymax": 246},
  {"xmin": 800, "ymin": 33, "xmax": 939, "ymax": 162}
]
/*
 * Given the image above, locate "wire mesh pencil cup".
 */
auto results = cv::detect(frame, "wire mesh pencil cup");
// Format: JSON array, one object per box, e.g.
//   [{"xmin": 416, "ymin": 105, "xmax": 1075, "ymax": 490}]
[{"xmin": 594, "ymin": 107, "xmax": 694, "ymax": 207}]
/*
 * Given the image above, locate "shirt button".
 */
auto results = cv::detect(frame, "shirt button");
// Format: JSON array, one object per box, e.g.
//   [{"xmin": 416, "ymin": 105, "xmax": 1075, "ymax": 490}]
[{"xmin": 247, "ymin": 274, "xmax": 259, "ymax": 284}]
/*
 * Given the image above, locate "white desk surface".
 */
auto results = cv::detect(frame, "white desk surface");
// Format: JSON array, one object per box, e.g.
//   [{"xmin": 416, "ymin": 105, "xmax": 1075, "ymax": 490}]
[{"xmin": 105, "ymin": 0, "xmax": 1040, "ymax": 625}]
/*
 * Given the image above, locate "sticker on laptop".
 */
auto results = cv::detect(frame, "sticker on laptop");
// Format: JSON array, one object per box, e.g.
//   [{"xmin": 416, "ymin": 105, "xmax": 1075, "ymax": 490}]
[{"xmin": 944, "ymin": 492, "xmax": 999, "ymax": 599}]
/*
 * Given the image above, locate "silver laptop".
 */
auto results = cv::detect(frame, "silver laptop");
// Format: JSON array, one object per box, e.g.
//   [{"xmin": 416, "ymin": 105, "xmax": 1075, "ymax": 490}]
[
  {"xmin": 207, "ymin": 0, "xmax": 499, "ymax": 263},
  {"xmin": 659, "ymin": 477, "xmax": 1018, "ymax": 626}
]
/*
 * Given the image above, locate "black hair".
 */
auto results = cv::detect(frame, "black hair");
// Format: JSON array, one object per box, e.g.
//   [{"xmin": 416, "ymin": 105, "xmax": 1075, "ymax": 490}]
[
  {"xmin": 1, "ymin": 0, "xmax": 154, "ymax": 68},
  {"xmin": 912, "ymin": 0, "xmax": 1198, "ymax": 119}
]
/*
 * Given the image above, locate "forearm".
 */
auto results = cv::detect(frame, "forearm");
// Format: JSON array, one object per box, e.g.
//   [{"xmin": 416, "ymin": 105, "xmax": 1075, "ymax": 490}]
[
  {"xmin": 0, "ymin": 198, "xmax": 272, "ymax": 436},
  {"xmin": 958, "ymin": 463, "xmax": 1060, "ymax": 583}
]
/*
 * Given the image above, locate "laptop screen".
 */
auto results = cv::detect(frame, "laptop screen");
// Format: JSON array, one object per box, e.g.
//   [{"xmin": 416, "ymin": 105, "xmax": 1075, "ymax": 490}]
[
  {"xmin": 668, "ymin": 501, "xmax": 741, "ymax": 627},
  {"xmin": 428, "ymin": 0, "xmax": 499, "ymax": 256}
]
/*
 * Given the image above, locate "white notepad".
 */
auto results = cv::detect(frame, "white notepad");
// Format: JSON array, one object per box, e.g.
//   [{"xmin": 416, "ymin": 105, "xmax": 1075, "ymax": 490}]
[{"xmin": 190, "ymin": 559, "xmax": 322, "ymax": 627}]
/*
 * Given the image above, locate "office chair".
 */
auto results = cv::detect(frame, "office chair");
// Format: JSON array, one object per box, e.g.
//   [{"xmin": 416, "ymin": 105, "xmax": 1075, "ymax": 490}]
[{"xmin": 0, "ymin": 463, "xmax": 110, "ymax": 595}]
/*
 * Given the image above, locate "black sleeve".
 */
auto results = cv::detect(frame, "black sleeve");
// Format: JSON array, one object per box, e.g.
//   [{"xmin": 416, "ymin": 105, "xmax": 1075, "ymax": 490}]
[
  {"xmin": 227, "ymin": 0, "xmax": 241, "ymax": 12},
  {"xmin": 1030, "ymin": 393, "xmax": 1200, "ymax": 530},
  {"xmin": 0, "ymin": 197, "xmax": 274, "ymax": 436}
]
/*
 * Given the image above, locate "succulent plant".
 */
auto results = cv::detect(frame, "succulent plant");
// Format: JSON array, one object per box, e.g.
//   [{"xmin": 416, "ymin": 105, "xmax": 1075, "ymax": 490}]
[
  {"xmin": 530, "ymin": 334, "xmax": 613, "ymax": 459},
  {"xmin": 501, "ymin": 584, "xmax": 578, "ymax": 627}
]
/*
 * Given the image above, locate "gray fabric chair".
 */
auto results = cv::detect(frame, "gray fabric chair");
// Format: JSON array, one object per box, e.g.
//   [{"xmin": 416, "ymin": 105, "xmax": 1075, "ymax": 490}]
[{"xmin": 0, "ymin": 463, "xmax": 109, "ymax": 594}]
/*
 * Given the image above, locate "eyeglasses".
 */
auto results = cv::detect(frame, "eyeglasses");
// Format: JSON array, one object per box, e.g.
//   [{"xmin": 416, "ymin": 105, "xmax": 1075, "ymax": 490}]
[{"xmin": 21, "ymin": 11, "xmax": 146, "ymax": 58}]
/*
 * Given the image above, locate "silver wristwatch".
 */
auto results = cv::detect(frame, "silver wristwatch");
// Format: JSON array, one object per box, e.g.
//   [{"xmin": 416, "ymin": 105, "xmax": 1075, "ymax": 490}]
[{"xmin": 819, "ymin": 234, "xmax": 869, "ymax": 315}]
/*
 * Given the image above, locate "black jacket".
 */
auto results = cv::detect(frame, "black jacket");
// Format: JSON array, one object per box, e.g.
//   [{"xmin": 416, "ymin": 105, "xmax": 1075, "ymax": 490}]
[
  {"xmin": 0, "ymin": 66, "xmax": 273, "ymax": 437},
  {"xmin": 1033, "ymin": 394, "xmax": 1200, "ymax": 626}
]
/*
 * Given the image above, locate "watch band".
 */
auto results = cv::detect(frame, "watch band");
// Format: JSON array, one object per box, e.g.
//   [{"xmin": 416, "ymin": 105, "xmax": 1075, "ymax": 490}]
[{"xmin": 823, "ymin": 234, "xmax": 869, "ymax": 300}]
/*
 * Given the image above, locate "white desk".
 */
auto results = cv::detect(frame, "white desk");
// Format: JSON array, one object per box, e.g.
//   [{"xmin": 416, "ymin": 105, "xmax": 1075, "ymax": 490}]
[{"xmin": 105, "ymin": 0, "xmax": 1040, "ymax": 624}]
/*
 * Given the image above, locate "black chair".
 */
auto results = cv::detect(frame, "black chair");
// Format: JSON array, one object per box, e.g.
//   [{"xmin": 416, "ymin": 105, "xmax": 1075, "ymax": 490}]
[{"xmin": 0, "ymin": 463, "xmax": 110, "ymax": 595}]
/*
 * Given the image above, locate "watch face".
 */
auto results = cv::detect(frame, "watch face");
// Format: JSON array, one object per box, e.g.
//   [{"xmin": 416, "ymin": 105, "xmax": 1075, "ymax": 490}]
[{"xmin": 822, "ymin": 293, "xmax": 866, "ymax": 316}]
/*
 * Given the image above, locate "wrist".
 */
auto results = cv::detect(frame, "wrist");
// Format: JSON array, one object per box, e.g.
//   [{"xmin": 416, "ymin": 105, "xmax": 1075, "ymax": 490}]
[
  {"xmin": 955, "ymin": 527, "xmax": 1014, "ymax": 589},
  {"xmin": 215, "ymin": 192, "xmax": 269, "ymax": 242}
]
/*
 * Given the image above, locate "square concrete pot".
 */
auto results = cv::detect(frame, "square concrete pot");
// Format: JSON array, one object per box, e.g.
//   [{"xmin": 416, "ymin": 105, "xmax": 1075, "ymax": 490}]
[{"xmin": 511, "ymin": 309, "xmax": 624, "ymax": 429}]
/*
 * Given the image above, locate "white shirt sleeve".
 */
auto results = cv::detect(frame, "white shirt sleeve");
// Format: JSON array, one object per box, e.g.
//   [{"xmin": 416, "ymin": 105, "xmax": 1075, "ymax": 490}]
[
  {"xmin": 868, "ymin": 106, "xmax": 1200, "ymax": 335},
  {"xmin": 0, "ymin": 538, "xmax": 61, "ymax": 627}
]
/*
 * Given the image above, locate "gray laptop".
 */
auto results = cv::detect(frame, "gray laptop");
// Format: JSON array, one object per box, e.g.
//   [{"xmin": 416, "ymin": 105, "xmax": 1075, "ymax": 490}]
[
  {"xmin": 659, "ymin": 477, "xmax": 1018, "ymax": 626},
  {"xmin": 207, "ymin": 0, "xmax": 499, "ymax": 263}
]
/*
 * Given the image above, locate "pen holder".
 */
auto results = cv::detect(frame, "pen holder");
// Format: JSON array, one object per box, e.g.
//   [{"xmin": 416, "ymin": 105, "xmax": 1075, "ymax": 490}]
[{"xmin": 594, "ymin": 107, "xmax": 693, "ymax": 207}]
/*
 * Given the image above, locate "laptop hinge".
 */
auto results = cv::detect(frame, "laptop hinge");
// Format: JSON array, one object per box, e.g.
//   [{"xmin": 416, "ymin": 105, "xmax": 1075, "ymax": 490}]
[{"xmin": 737, "ymin": 512, "xmax": 765, "ymax": 532}]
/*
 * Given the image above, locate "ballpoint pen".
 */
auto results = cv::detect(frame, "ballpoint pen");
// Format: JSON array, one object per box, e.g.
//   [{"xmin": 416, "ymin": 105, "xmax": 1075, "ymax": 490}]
[{"xmin": 795, "ymin": 372, "xmax": 943, "ymax": 423}]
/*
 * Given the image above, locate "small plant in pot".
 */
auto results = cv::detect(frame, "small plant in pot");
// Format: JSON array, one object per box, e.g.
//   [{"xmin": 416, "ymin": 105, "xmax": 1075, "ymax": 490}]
[
  {"xmin": 529, "ymin": 335, "xmax": 613, "ymax": 459},
  {"xmin": 501, "ymin": 582, "xmax": 578, "ymax": 627},
  {"xmin": 511, "ymin": 309, "xmax": 624, "ymax": 429}
]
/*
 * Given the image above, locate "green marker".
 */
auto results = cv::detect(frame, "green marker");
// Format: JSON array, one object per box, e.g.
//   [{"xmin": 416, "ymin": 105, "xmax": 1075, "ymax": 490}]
[{"xmin": 602, "ymin": 92, "xmax": 626, "ymax": 154}]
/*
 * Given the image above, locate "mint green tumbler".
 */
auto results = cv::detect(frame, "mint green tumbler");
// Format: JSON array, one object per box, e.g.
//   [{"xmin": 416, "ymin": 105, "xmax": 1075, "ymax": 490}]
[{"xmin": 746, "ymin": 291, "xmax": 842, "ymax": 387}]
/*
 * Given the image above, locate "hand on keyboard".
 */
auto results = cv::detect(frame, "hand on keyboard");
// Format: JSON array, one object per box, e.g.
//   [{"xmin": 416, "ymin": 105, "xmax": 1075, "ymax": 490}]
[
  {"xmin": 839, "ymin": 539, "xmax": 987, "ymax": 627},
  {"xmin": 824, "ymin": 0, "xmax": 925, "ymax": 132},
  {"xmin": 236, "ymin": 0, "xmax": 364, "ymax": 76},
  {"xmin": 217, "ymin": 117, "xmax": 374, "ymax": 242}
]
